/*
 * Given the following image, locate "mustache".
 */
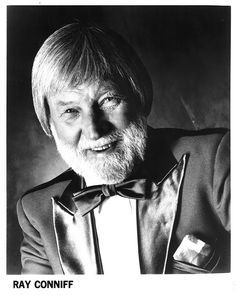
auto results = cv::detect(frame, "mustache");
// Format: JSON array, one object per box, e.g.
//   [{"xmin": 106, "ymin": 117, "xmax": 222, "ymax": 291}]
[{"xmin": 78, "ymin": 130, "xmax": 123, "ymax": 150}]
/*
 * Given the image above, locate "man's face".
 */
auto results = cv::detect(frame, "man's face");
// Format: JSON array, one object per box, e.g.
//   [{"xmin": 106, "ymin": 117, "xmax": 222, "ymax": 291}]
[{"xmin": 48, "ymin": 80, "xmax": 147, "ymax": 185}]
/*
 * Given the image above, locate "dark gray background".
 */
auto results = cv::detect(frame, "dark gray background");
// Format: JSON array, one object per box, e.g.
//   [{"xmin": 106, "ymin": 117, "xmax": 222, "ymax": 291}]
[{"xmin": 7, "ymin": 6, "xmax": 230, "ymax": 274}]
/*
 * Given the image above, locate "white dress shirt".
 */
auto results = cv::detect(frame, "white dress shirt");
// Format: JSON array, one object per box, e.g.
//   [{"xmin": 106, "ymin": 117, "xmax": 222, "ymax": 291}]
[{"xmin": 94, "ymin": 196, "xmax": 140, "ymax": 274}]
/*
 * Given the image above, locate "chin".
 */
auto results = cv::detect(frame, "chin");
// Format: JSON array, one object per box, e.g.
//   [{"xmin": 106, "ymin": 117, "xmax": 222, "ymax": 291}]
[
  {"xmin": 52, "ymin": 117, "xmax": 147, "ymax": 186},
  {"xmin": 73, "ymin": 149, "xmax": 137, "ymax": 185}
]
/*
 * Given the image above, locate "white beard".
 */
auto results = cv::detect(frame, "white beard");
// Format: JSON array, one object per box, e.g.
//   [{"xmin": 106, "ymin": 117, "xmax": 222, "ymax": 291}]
[{"xmin": 51, "ymin": 117, "xmax": 147, "ymax": 185}]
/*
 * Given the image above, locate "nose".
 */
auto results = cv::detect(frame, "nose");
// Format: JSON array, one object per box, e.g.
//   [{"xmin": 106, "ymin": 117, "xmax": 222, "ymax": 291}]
[
  {"xmin": 82, "ymin": 108, "xmax": 112, "ymax": 140},
  {"xmin": 82, "ymin": 111, "xmax": 100, "ymax": 140}
]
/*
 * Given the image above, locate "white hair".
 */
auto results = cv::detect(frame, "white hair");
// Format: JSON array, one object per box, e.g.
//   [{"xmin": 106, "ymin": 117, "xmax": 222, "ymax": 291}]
[{"xmin": 32, "ymin": 23, "xmax": 153, "ymax": 137}]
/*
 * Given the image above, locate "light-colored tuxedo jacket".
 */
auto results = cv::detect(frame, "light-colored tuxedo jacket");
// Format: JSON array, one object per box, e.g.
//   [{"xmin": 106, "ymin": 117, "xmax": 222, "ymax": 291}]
[{"xmin": 17, "ymin": 128, "xmax": 230, "ymax": 274}]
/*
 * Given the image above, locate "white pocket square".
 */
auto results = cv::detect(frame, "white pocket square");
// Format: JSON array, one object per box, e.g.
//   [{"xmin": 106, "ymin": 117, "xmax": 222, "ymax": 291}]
[{"xmin": 173, "ymin": 234, "xmax": 219, "ymax": 270}]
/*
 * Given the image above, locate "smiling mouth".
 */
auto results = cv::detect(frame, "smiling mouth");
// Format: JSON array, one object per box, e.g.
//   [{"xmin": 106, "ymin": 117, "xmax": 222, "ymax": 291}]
[{"xmin": 89, "ymin": 141, "xmax": 117, "ymax": 153}]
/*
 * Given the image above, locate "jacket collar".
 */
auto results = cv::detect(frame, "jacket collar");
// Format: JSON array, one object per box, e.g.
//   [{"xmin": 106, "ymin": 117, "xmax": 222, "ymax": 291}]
[{"xmin": 54, "ymin": 171, "xmax": 85, "ymax": 215}]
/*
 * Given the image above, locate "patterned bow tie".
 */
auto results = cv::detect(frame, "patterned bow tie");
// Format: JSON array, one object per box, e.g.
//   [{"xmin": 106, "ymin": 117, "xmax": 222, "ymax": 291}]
[{"xmin": 73, "ymin": 179, "xmax": 158, "ymax": 216}]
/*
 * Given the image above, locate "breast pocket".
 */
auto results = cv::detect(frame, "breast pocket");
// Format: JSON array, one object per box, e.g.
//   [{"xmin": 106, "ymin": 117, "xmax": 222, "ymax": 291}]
[{"xmin": 170, "ymin": 234, "xmax": 220, "ymax": 274}]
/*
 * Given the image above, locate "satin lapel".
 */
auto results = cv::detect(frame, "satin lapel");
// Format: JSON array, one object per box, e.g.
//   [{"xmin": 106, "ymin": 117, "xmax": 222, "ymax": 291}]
[
  {"xmin": 51, "ymin": 177, "xmax": 99, "ymax": 274},
  {"xmin": 52, "ymin": 198, "xmax": 99, "ymax": 274},
  {"xmin": 137, "ymin": 154, "xmax": 187, "ymax": 274}
]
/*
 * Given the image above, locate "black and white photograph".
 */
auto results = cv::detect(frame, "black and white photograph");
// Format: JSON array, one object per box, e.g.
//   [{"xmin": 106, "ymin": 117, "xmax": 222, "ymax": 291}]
[{"xmin": 6, "ymin": 4, "xmax": 231, "ymax": 286}]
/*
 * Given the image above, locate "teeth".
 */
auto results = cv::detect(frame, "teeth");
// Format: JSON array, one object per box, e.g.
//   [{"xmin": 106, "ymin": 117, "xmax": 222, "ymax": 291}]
[{"xmin": 91, "ymin": 143, "xmax": 111, "ymax": 151}]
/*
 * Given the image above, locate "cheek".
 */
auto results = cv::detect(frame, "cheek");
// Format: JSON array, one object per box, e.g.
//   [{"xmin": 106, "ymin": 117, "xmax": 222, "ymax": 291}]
[
  {"xmin": 51, "ymin": 119, "xmax": 82, "ymax": 146},
  {"xmin": 108, "ymin": 103, "xmax": 140, "ymax": 129},
  {"xmin": 109, "ymin": 113, "xmax": 130, "ymax": 129}
]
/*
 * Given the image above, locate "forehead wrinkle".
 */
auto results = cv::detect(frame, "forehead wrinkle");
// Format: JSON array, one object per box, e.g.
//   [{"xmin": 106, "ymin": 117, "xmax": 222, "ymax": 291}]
[
  {"xmin": 56, "ymin": 100, "xmax": 78, "ymax": 106},
  {"xmin": 60, "ymin": 81, "xmax": 118, "ymax": 102}
]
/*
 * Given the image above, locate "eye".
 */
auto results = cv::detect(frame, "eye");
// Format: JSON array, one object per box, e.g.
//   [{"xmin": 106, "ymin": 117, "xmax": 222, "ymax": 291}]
[
  {"xmin": 65, "ymin": 108, "xmax": 79, "ymax": 114},
  {"xmin": 99, "ymin": 95, "xmax": 122, "ymax": 109},
  {"xmin": 62, "ymin": 108, "xmax": 80, "ymax": 120}
]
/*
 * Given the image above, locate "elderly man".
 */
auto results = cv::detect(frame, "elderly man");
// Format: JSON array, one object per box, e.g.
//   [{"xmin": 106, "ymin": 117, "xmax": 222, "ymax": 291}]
[{"xmin": 17, "ymin": 22, "xmax": 230, "ymax": 274}]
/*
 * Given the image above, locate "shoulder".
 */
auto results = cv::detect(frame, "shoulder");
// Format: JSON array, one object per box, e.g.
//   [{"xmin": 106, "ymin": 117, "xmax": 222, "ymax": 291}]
[
  {"xmin": 22, "ymin": 168, "xmax": 77, "ymax": 196},
  {"xmin": 150, "ymin": 127, "xmax": 229, "ymax": 160},
  {"xmin": 18, "ymin": 169, "xmax": 79, "ymax": 216}
]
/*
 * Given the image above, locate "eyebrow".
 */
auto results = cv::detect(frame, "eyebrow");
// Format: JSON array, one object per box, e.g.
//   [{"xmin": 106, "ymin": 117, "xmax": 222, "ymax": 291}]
[{"xmin": 56, "ymin": 101, "xmax": 77, "ymax": 106}]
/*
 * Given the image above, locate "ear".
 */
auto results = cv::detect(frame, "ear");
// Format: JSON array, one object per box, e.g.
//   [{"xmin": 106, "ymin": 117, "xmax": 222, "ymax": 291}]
[
  {"xmin": 43, "ymin": 97, "xmax": 53, "ymax": 137},
  {"xmin": 49, "ymin": 122, "xmax": 57, "ymax": 139}
]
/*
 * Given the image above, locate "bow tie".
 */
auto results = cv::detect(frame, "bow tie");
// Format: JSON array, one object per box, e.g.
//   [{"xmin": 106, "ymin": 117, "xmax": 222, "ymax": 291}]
[{"xmin": 73, "ymin": 179, "xmax": 158, "ymax": 216}]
